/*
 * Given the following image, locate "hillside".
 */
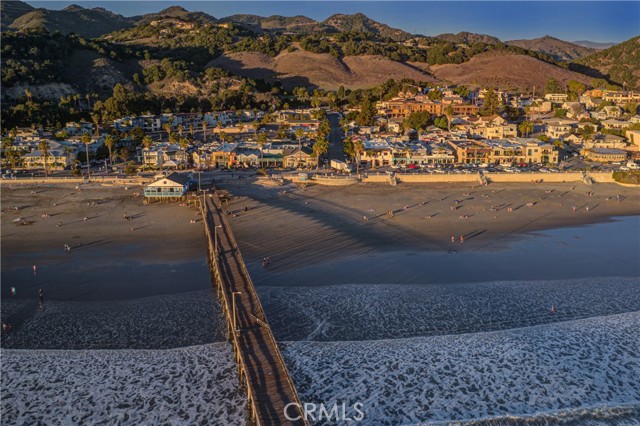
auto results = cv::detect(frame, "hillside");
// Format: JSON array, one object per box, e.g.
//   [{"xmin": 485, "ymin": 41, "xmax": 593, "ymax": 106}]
[
  {"xmin": 1, "ymin": 0, "xmax": 34, "ymax": 30},
  {"xmin": 321, "ymin": 13, "xmax": 412, "ymax": 41},
  {"xmin": 506, "ymin": 35, "xmax": 596, "ymax": 61},
  {"xmin": 573, "ymin": 36, "xmax": 640, "ymax": 89},
  {"xmin": 7, "ymin": 4, "xmax": 134, "ymax": 38},
  {"xmin": 436, "ymin": 32, "xmax": 501, "ymax": 45},
  {"xmin": 133, "ymin": 6, "xmax": 216, "ymax": 25},
  {"xmin": 219, "ymin": 14, "xmax": 320, "ymax": 33},
  {"xmin": 431, "ymin": 51, "xmax": 591, "ymax": 90},
  {"xmin": 573, "ymin": 40, "xmax": 617, "ymax": 50},
  {"xmin": 207, "ymin": 46, "xmax": 438, "ymax": 90}
]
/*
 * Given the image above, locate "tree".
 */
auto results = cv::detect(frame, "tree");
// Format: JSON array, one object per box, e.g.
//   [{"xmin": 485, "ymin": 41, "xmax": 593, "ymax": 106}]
[
  {"xmin": 257, "ymin": 131, "xmax": 268, "ymax": 166},
  {"xmin": 179, "ymin": 137, "xmax": 189, "ymax": 169},
  {"xmin": 312, "ymin": 135, "xmax": 329, "ymax": 169},
  {"xmin": 356, "ymin": 97, "xmax": 376, "ymax": 126},
  {"xmin": 295, "ymin": 127, "xmax": 304, "ymax": 167},
  {"xmin": 480, "ymin": 89, "xmax": 501, "ymax": 116},
  {"xmin": 365, "ymin": 149, "xmax": 376, "ymax": 169},
  {"xmin": 545, "ymin": 78, "xmax": 563, "ymax": 94},
  {"xmin": 554, "ymin": 108, "xmax": 568, "ymax": 118},
  {"xmin": 518, "ymin": 121, "xmax": 534, "ymax": 138},
  {"xmin": 202, "ymin": 120, "xmax": 208, "ymax": 144},
  {"xmin": 567, "ymin": 80, "xmax": 586, "ymax": 99},
  {"xmin": 403, "ymin": 111, "xmax": 431, "ymax": 131},
  {"xmin": 142, "ymin": 136, "xmax": 153, "ymax": 150},
  {"xmin": 38, "ymin": 139, "xmax": 50, "ymax": 177},
  {"xmin": 427, "ymin": 90, "xmax": 443, "ymax": 101},
  {"xmin": 104, "ymin": 135, "xmax": 115, "ymax": 167},
  {"xmin": 578, "ymin": 125, "xmax": 595, "ymax": 144},
  {"xmin": 353, "ymin": 139, "xmax": 364, "ymax": 175},
  {"xmin": 163, "ymin": 123, "xmax": 171, "ymax": 142},
  {"xmin": 81, "ymin": 132, "xmax": 91, "ymax": 180},
  {"xmin": 444, "ymin": 105, "xmax": 454, "ymax": 132}
]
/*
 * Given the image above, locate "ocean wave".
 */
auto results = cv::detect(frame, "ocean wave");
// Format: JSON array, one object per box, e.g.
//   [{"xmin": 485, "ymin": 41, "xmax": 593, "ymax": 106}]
[
  {"xmin": 281, "ymin": 312, "xmax": 640, "ymax": 425},
  {"xmin": 1, "ymin": 343, "xmax": 246, "ymax": 426},
  {"xmin": 259, "ymin": 277, "xmax": 640, "ymax": 341}
]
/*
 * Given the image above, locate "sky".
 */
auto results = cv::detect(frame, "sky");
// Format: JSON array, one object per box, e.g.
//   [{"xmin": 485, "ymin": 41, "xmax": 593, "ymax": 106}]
[{"xmin": 27, "ymin": 1, "xmax": 640, "ymax": 42}]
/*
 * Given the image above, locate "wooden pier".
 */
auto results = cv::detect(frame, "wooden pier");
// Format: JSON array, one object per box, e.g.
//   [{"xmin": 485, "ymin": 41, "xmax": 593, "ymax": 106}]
[{"xmin": 201, "ymin": 192, "xmax": 307, "ymax": 426}]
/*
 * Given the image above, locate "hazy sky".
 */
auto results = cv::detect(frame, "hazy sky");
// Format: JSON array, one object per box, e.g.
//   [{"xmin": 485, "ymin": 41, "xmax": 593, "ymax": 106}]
[{"xmin": 27, "ymin": 1, "xmax": 640, "ymax": 42}]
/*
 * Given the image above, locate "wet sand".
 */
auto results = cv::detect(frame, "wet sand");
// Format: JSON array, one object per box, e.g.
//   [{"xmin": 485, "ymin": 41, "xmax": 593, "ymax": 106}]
[
  {"xmin": 220, "ymin": 180, "xmax": 640, "ymax": 280},
  {"xmin": 1, "ymin": 182, "xmax": 219, "ymax": 348}
]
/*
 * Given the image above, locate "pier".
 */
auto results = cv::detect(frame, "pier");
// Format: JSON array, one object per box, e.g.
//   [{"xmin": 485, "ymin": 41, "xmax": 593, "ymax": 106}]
[{"xmin": 201, "ymin": 192, "xmax": 307, "ymax": 426}]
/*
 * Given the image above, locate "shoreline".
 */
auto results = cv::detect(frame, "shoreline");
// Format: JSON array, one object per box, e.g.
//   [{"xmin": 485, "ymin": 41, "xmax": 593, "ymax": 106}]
[{"xmin": 221, "ymin": 181, "xmax": 640, "ymax": 271}]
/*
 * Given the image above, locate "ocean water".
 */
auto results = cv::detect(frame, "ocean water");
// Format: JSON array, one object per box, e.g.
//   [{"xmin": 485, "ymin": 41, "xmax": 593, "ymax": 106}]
[
  {"xmin": 264, "ymin": 217, "xmax": 640, "ymax": 425},
  {"xmin": 1, "ymin": 343, "xmax": 245, "ymax": 425},
  {"xmin": 282, "ymin": 312, "xmax": 640, "ymax": 426}
]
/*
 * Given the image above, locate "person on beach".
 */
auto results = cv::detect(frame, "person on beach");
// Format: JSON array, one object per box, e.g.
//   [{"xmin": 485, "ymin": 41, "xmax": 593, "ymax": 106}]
[
  {"xmin": 2, "ymin": 323, "xmax": 11, "ymax": 334},
  {"xmin": 33, "ymin": 265, "xmax": 37, "ymax": 275},
  {"xmin": 10, "ymin": 287, "xmax": 16, "ymax": 297},
  {"xmin": 459, "ymin": 235, "xmax": 464, "ymax": 244},
  {"xmin": 451, "ymin": 235, "xmax": 455, "ymax": 243},
  {"xmin": 572, "ymin": 206, "xmax": 576, "ymax": 213},
  {"xmin": 57, "ymin": 221, "xmax": 63, "ymax": 227},
  {"xmin": 38, "ymin": 288, "xmax": 44, "ymax": 308},
  {"xmin": 550, "ymin": 304, "xmax": 556, "ymax": 315},
  {"xmin": 83, "ymin": 216, "xmax": 88, "ymax": 222},
  {"xmin": 363, "ymin": 216, "xmax": 368, "ymax": 222}
]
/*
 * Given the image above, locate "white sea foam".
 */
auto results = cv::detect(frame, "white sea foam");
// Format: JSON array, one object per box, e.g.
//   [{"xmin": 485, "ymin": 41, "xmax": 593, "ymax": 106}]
[
  {"xmin": 282, "ymin": 312, "xmax": 640, "ymax": 425},
  {"xmin": 1, "ymin": 343, "xmax": 247, "ymax": 426},
  {"xmin": 260, "ymin": 277, "xmax": 640, "ymax": 341}
]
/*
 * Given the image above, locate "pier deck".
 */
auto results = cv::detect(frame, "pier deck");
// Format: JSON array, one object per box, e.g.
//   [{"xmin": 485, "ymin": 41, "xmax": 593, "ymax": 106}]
[{"xmin": 202, "ymin": 193, "xmax": 306, "ymax": 426}]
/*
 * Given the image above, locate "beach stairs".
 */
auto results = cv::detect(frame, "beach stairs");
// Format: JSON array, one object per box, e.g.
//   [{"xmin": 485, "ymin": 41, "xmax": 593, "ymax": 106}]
[
  {"xmin": 581, "ymin": 172, "xmax": 594, "ymax": 185},
  {"xmin": 478, "ymin": 172, "xmax": 490, "ymax": 186}
]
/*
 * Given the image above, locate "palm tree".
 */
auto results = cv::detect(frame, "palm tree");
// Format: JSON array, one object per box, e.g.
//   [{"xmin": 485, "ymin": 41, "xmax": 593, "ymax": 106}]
[
  {"xmin": 91, "ymin": 113, "xmax": 101, "ymax": 136},
  {"xmin": 179, "ymin": 137, "xmax": 189, "ymax": 169},
  {"xmin": 81, "ymin": 132, "xmax": 92, "ymax": 179},
  {"xmin": 444, "ymin": 105, "xmax": 454, "ymax": 133},
  {"xmin": 578, "ymin": 125, "xmax": 595, "ymax": 145},
  {"xmin": 104, "ymin": 135, "xmax": 115, "ymax": 168},
  {"xmin": 162, "ymin": 123, "xmax": 171, "ymax": 142},
  {"xmin": 353, "ymin": 139, "xmax": 364, "ymax": 175},
  {"xmin": 312, "ymin": 135, "xmax": 329, "ymax": 170},
  {"xmin": 295, "ymin": 127, "xmax": 304, "ymax": 168},
  {"xmin": 257, "ymin": 132, "xmax": 268, "ymax": 168},
  {"xmin": 177, "ymin": 124, "xmax": 184, "ymax": 139},
  {"xmin": 38, "ymin": 139, "xmax": 50, "ymax": 177},
  {"xmin": 202, "ymin": 121, "xmax": 208, "ymax": 144}
]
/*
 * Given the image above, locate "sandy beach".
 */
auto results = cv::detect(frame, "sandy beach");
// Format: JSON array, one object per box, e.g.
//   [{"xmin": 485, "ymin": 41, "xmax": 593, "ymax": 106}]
[{"xmin": 219, "ymin": 179, "xmax": 640, "ymax": 276}]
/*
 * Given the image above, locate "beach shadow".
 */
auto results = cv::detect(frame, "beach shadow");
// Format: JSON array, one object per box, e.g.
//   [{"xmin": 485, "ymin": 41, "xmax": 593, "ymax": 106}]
[
  {"xmin": 74, "ymin": 240, "xmax": 112, "ymax": 250},
  {"xmin": 130, "ymin": 212, "xmax": 147, "ymax": 219},
  {"xmin": 132, "ymin": 225, "xmax": 152, "ymax": 231},
  {"xmin": 464, "ymin": 229, "xmax": 486, "ymax": 240},
  {"xmin": 589, "ymin": 203, "xmax": 600, "ymax": 211}
]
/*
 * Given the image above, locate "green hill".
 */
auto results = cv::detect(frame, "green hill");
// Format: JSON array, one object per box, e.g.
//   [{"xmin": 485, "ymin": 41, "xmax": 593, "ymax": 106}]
[{"xmin": 573, "ymin": 36, "xmax": 640, "ymax": 89}]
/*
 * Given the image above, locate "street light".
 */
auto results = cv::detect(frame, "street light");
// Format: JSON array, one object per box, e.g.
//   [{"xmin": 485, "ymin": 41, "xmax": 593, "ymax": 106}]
[
  {"xmin": 232, "ymin": 291, "xmax": 242, "ymax": 335},
  {"xmin": 214, "ymin": 224, "xmax": 222, "ymax": 256}
]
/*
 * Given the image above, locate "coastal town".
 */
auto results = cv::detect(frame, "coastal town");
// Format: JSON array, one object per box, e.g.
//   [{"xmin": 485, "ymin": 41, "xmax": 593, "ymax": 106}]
[{"xmin": 3, "ymin": 84, "xmax": 640, "ymax": 180}]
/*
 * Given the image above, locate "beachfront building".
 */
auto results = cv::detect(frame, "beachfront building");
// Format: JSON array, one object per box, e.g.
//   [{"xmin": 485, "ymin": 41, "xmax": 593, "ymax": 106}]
[
  {"xmin": 602, "ymin": 90, "xmax": 640, "ymax": 105},
  {"xmin": 447, "ymin": 139, "xmax": 491, "ymax": 164},
  {"xmin": 283, "ymin": 146, "xmax": 315, "ymax": 168},
  {"xmin": 545, "ymin": 119, "xmax": 578, "ymax": 139},
  {"xmin": 143, "ymin": 172, "xmax": 191, "ymax": 200},
  {"xmin": 360, "ymin": 140, "xmax": 394, "ymax": 167},
  {"xmin": 582, "ymin": 148, "xmax": 628, "ymax": 163},
  {"xmin": 22, "ymin": 148, "xmax": 74, "ymax": 170}
]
